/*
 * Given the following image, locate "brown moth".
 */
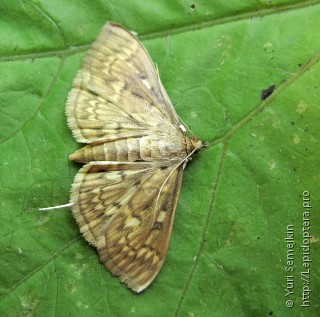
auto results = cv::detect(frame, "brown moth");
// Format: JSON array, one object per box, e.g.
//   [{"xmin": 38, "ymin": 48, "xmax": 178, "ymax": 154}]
[{"xmin": 65, "ymin": 22, "xmax": 205, "ymax": 292}]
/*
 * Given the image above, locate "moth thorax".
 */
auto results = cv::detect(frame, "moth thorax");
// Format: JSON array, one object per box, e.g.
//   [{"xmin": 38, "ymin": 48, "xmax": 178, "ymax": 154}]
[{"xmin": 186, "ymin": 136, "xmax": 203, "ymax": 154}]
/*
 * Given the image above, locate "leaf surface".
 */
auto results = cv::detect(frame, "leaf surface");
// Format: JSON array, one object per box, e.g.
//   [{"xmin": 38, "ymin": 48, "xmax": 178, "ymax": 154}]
[{"xmin": 1, "ymin": 1, "xmax": 319, "ymax": 316}]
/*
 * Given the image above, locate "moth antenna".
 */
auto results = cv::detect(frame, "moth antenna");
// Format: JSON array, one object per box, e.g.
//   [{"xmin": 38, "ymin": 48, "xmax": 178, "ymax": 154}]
[
  {"xmin": 39, "ymin": 202, "xmax": 74, "ymax": 211},
  {"xmin": 151, "ymin": 146, "xmax": 200, "ymax": 228}
]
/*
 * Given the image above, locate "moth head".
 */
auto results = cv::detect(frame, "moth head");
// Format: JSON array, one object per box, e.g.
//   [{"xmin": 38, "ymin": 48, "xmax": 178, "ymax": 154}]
[{"xmin": 187, "ymin": 136, "xmax": 206, "ymax": 154}]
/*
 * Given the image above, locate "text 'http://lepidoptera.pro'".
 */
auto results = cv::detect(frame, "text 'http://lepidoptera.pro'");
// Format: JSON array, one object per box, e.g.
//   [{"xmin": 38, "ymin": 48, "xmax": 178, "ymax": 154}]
[{"xmin": 42, "ymin": 22, "xmax": 206, "ymax": 293}]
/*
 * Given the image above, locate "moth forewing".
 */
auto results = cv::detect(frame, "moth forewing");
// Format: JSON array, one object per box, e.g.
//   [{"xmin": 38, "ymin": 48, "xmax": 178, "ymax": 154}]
[{"xmin": 66, "ymin": 22, "xmax": 204, "ymax": 292}]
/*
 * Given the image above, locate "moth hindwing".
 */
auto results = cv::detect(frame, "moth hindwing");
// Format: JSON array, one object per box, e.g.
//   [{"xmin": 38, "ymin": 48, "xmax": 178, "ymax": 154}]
[{"xmin": 66, "ymin": 22, "xmax": 204, "ymax": 292}]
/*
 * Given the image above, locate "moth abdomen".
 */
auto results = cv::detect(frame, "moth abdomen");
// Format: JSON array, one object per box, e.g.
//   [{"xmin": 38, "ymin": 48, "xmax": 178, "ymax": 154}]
[
  {"xmin": 69, "ymin": 138, "xmax": 143, "ymax": 163},
  {"xmin": 69, "ymin": 143, "xmax": 113, "ymax": 163}
]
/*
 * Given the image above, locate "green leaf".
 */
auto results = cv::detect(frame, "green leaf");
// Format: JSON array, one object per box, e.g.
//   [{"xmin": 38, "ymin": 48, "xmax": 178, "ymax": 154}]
[{"xmin": 1, "ymin": 1, "xmax": 319, "ymax": 316}]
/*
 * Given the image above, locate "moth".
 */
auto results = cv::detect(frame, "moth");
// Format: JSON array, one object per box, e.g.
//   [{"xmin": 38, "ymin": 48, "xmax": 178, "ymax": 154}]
[{"xmin": 64, "ymin": 22, "xmax": 205, "ymax": 292}]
